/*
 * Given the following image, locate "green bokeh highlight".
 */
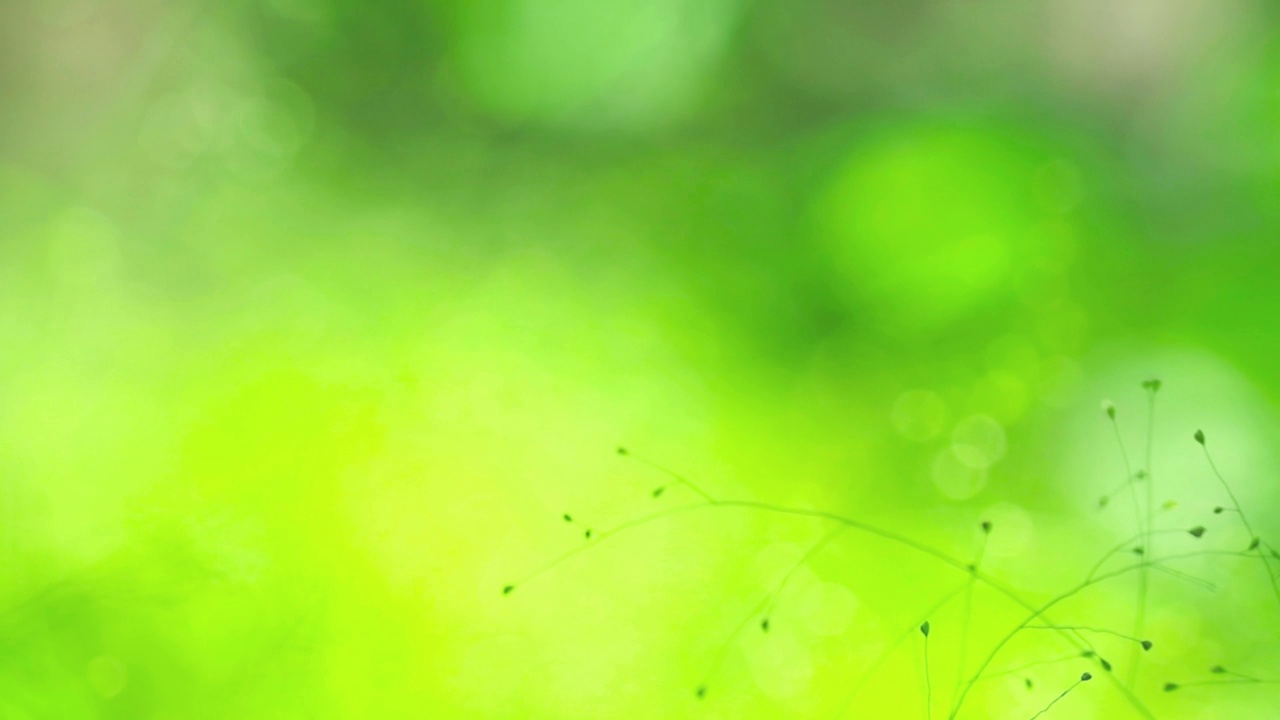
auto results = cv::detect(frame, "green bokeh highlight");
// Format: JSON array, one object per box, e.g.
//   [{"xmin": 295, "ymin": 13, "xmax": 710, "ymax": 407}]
[{"xmin": 3, "ymin": 1, "xmax": 1280, "ymax": 719}]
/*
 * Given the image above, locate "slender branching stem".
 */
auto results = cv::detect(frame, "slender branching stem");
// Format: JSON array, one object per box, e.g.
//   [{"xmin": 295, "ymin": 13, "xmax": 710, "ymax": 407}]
[
  {"xmin": 1085, "ymin": 528, "xmax": 1189, "ymax": 582},
  {"xmin": 829, "ymin": 583, "xmax": 969, "ymax": 719},
  {"xmin": 922, "ymin": 627, "xmax": 933, "ymax": 720},
  {"xmin": 1129, "ymin": 385, "xmax": 1159, "ymax": 687},
  {"xmin": 694, "ymin": 525, "xmax": 848, "ymax": 698},
  {"xmin": 1105, "ymin": 411, "xmax": 1144, "ymax": 543},
  {"xmin": 1028, "ymin": 673, "xmax": 1091, "ymax": 720},
  {"xmin": 509, "ymin": 495, "xmax": 1165, "ymax": 720},
  {"xmin": 952, "ymin": 529, "xmax": 989, "ymax": 711},
  {"xmin": 1024, "ymin": 625, "xmax": 1152, "ymax": 650},
  {"xmin": 978, "ymin": 653, "xmax": 1084, "ymax": 682},
  {"xmin": 949, "ymin": 549, "xmax": 1253, "ymax": 720},
  {"xmin": 1197, "ymin": 437, "xmax": 1280, "ymax": 610}
]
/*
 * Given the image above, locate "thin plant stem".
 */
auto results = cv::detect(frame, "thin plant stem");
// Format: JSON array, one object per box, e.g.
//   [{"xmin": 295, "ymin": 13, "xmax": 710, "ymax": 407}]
[
  {"xmin": 828, "ymin": 583, "xmax": 969, "ymax": 719},
  {"xmin": 952, "ymin": 529, "xmax": 990, "ymax": 709},
  {"xmin": 923, "ymin": 632, "xmax": 933, "ymax": 720},
  {"xmin": 949, "ymin": 548, "xmax": 1253, "ymax": 720},
  {"xmin": 978, "ymin": 653, "xmax": 1084, "ymax": 682},
  {"xmin": 1128, "ymin": 387, "xmax": 1158, "ymax": 687},
  {"xmin": 1027, "ymin": 674, "xmax": 1089, "ymax": 720},
  {"xmin": 509, "ymin": 495, "xmax": 1164, "ymax": 720},
  {"xmin": 1198, "ymin": 439, "xmax": 1280, "ymax": 611},
  {"xmin": 695, "ymin": 526, "xmax": 848, "ymax": 697}
]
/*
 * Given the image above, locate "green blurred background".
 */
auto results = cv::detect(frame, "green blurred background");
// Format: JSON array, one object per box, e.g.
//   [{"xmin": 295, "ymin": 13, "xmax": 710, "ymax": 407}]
[{"xmin": 4, "ymin": 1, "xmax": 1280, "ymax": 718}]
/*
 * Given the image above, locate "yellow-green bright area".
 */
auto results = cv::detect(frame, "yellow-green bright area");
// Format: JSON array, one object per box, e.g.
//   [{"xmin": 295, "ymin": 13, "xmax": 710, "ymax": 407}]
[{"xmin": 4, "ymin": 2, "xmax": 1280, "ymax": 719}]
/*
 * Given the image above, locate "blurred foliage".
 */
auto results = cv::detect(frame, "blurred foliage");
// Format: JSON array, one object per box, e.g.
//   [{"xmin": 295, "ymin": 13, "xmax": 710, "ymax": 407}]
[{"xmin": 3, "ymin": 0, "xmax": 1280, "ymax": 718}]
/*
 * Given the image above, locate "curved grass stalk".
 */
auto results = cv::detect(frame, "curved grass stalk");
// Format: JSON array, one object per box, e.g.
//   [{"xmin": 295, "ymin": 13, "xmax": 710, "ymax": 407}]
[
  {"xmin": 1129, "ymin": 383, "xmax": 1159, "ymax": 687},
  {"xmin": 978, "ymin": 653, "xmax": 1086, "ymax": 683},
  {"xmin": 1027, "ymin": 672, "xmax": 1092, "ymax": 719},
  {"xmin": 694, "ymin": 525, "xmax": 847, "ymax": 699},
  {"xmin": 506, "ymin": 494, "xmax": 1165, "ymax": 719},
  {"xmin": 827, "ymin": 582, "xmax": 970, "ymax": 719},
  {"xmin": 1195, "ymin": 434, "xmax": 1280, "ymax": 612},
  {"xmin": 948, "ymin": 548, "xmax": 1254, "ymax": 720}
]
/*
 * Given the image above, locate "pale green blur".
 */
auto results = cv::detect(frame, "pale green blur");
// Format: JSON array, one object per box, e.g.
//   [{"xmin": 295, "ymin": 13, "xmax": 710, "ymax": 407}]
[{"xmin": 3, "ymin": 1, "xmax": 1280, "ymax": 719}]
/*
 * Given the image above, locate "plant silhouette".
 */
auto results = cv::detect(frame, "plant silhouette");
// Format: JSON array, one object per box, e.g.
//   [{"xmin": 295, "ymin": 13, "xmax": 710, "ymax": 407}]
[{"xmin": 504, "ymin": 380, "xmax": 1280, "ymax": 718}]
